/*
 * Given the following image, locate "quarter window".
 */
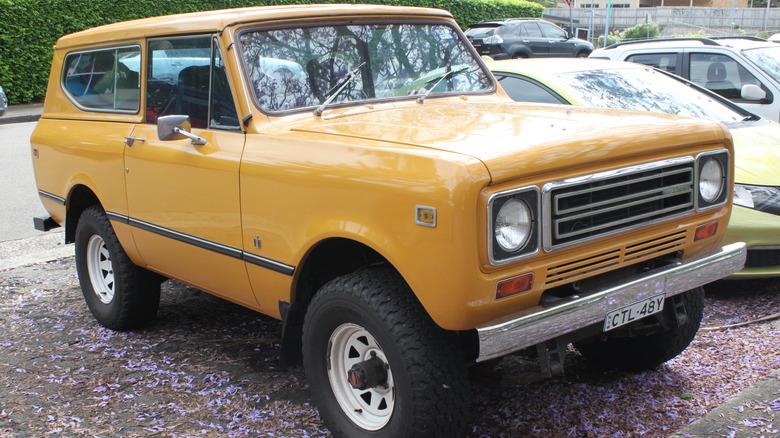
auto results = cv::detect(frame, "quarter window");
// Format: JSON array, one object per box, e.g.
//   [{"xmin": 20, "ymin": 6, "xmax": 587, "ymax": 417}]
[
  {"xmin": 626, "ymin": 53, "xmax": 678, "ymax": 74},
  {"xmin": 62, "ymin": 47, "xmax": 141, "ymax": 112},
  {"xmin": 495, "ymin": 75, "xmax": 566, "ymax": 104}
]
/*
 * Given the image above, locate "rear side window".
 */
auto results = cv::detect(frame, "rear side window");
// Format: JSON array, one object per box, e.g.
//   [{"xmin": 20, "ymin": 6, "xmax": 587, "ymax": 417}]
[
  {"xmin": 62, "ymin": 47, "xmax": 141, "ymax": 112},
  {"xmin": 626, "ymin": 53, "xmax": 678, "ymax": 74}
]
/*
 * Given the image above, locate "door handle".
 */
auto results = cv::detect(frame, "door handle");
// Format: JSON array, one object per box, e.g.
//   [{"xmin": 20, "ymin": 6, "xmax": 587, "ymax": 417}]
[{"xmin": 124, "ymin": 136, "xmax": 146, "ymax": 147}]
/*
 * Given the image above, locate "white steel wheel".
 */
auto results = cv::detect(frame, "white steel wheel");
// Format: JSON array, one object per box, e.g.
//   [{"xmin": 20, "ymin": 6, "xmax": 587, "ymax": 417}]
[
  {"xmin": 86, "ymin": 234, "xmax": 115, "ymax": 304},
  {"xmin": 328, "ymin": 323, "xmax": 395, "ymax": 430}
]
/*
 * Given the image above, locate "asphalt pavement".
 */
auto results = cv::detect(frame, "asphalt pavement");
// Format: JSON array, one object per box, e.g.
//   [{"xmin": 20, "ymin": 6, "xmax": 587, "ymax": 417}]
[{"xmin": 1, "ymin": 104, "xmax": 777, "ymax": 437}]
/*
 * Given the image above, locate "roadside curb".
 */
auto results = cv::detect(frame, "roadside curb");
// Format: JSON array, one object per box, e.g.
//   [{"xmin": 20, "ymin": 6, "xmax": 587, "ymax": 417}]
[{"xmin": 0, "ymin": 104, "xmax": 43, "ymax": 125}]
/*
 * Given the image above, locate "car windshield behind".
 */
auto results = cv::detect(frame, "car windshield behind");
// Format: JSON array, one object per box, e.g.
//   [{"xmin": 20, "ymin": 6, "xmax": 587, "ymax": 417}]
[
  {"xmin": 555, "ymin": 67, "xmax": 748, "ymax": 124},
  {"xmin": 238, "ymin": 22, "xmax": 491, "ymax": 112},
  {"xmin": 741, "ymin": 45, "xmax": 780, "ymax": 84}
]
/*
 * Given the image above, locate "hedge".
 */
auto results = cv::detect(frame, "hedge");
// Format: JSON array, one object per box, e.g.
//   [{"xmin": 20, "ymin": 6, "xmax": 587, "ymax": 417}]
[{"xmin": 0, "ymin": 0, "xmax": 542, "ymax": 104}]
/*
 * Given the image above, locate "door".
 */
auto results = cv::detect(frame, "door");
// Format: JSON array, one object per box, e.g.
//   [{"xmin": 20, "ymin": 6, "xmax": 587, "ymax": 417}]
[
  {"xmin": 516, "ymin": 22, "xmax": 549, "ymax": 57},
  {"xmin": 538, "ymin": 21, "xmax": 574, "ymax": 57},
  {"xmin": 124, "ymin": 35, "xmax": 257, "ymax": 308},
  {"xmin": 686, "ymin": 52, "xmax": 779, "ymax": 122}
]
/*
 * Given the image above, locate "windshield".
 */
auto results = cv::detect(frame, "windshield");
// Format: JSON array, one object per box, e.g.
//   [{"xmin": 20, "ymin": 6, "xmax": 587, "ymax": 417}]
[
  {"xmin": 238, "ymin": 22, "xmax": 492, "ymax": 113},
  {"xmin": 741, "ymin": 45, "xmax": 780, "ymax": 84},
  {"xmin": 555, "ymin": 67, "xmax": 748, "ymax": 123}
]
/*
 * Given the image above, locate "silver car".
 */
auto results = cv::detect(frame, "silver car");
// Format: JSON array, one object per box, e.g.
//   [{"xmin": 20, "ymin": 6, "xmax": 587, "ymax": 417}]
[{"xmin": 0, "ymin": 85, "xmax": 7, "ymax": 117}]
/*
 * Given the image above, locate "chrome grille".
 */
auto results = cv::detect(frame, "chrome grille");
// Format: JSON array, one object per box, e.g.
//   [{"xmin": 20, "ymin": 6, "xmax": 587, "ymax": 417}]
[{"xmin": 545, "ymin": 159, "xmax": 694, "ymax": 249}]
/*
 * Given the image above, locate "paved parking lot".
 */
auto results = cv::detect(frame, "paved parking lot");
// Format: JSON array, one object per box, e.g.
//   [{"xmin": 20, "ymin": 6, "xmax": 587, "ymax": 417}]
[{"xmin": 1, "ymin": 256, "xmax": 778, "ymax": 437}]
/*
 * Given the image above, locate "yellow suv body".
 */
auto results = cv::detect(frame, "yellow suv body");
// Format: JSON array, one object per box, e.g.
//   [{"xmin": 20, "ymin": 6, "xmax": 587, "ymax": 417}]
[{"xmin": 31, "ymin": 5, "xmax": 745, "ymax": 436}]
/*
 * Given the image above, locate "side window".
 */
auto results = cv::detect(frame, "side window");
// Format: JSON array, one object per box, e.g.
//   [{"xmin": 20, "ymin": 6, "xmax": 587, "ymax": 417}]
[
  {"xmin": 523, "ymin": 23, "xmax": 544, "ymax": 38},
  {"xmin": 689, "ymin": 53, "xmax": 762, "ymax": 101},
  {"xmin": 626, "ymin": 53, "xmax": 678, "ymax": 74},
  {"xmin": 539, "ymin": 22, "xmax": 567, "ymax": 39},
  {"xmin": 62, "ymin": 46, "xmax": 141, "ymax": 112},
  {"xmin": 146, "ymin": 36, "xmax": 238, "ymax": 129},
  {"xmin": 496, "ymin": 75, "xmax": 566, "ymax": 104}
]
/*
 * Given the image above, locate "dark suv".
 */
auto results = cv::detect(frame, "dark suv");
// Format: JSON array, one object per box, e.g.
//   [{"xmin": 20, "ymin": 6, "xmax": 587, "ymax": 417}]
[{"xmin": 466, "ymin": 18, "xmax": 593, "ymax": 59}]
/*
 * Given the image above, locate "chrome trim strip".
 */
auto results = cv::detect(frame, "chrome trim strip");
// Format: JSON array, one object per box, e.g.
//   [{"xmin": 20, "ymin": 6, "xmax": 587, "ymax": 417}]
[
  {"xmin": 476, "ymin": 242, "xmax": 746, "ymax": 362},
  {"xmin": 554, "ymin": 172, "xmax": 692, "ymax": 216},
  {"xmin": 243, "ymin": 252, "xmax": 295, "ymax": 276},
  {"xmin": 555, "ymin": 202, "xmax": 692, "ymax": 240},
  {"xmin": 105, "ymin": 212, "xmax": 295, "ymax": 276},
  {"xmin": 128, "ymin": 218, "xmax": 243, "ymax": 259},
  {"xmin": 38, "ymin": 190, "xmax": 66, "ymax": 205}
]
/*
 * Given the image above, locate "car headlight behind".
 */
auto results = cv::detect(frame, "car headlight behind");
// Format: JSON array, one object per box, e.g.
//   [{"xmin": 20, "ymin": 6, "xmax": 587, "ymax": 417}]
[
  {"xmin": 696, "ymin": 151, "xmax": 730, "ymax": 210},
  {"xmin": 733, "ymin": 184, "xmax": 780, "ymax": 215},
  {"xmin": 489, "ymin": 187, "xmax": 539, "ymax": 265}
]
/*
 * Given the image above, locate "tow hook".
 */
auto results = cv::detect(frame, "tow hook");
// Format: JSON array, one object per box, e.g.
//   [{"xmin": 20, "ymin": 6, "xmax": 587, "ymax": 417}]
[{"xmin": 347, "ymin": 355, "xmax": 388, "ymax": 390}]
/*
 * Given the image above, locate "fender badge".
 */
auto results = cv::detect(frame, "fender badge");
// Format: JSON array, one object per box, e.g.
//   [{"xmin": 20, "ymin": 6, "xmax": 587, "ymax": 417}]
[{"xmin": 415, "ymin": 206, "xmax": 437, "ymax": 228}]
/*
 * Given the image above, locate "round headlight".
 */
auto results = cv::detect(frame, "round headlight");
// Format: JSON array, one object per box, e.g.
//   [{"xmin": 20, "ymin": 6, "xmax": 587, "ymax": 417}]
[
  {"xmin": 699, "ymin": 158, "xmax": 724, "ymax": 203},
  {"xmin": 495, "ymin": 198, "xmax": 532, "ymax": 252}
]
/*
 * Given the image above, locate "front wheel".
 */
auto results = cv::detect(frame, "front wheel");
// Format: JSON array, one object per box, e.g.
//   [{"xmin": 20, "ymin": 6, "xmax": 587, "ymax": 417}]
[
  {"xmin": 75, "ymin": 206, "xmax": 161, "ymax": 330},
  {"xmin": 574, "ymin": 288, "xmax": 705, "ymax": 371},
  {"xmin": 302, "ymin": 268, "xmax": 468, "ymax": 437}
]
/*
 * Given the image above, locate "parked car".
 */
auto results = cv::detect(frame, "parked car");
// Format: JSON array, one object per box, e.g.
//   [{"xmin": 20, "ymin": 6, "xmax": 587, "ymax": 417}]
[
  {"xmin": 590, "ymin": 37, "xmax": 780, "ymax": 122},
  {"xmin": 0, "ymin": 84, "xmax": 7, "ymax": 116},
  {"xmin": 31, "ymin": 5, "xmax": 744, "ymax": 437},
  {"xmin": 488, "ymin": 57, "xmax": 780, "ymax": 278},
  {"xmin": 465, "ymin": 18, "xmax": 593, "ymax": 59}
]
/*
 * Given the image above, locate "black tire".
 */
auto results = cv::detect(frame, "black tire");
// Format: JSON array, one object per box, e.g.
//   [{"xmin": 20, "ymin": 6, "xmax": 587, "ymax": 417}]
[
  {"xmin": 302, "ymin": 268, "xmax": 469, "ymax": 438},
  {"xmin": 576, "ymin": 50, "xmax": 590, "ymax": 58},
  {"xmin": 574, "ymin": 288, "xmax": 705, "ymax": 371},
  {"xmin": 74, "ymin": 206, "xmax": 161, "ymax": 330}
]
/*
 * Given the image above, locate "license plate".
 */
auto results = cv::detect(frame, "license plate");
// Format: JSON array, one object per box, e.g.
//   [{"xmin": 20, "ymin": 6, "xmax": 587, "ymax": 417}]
[{"xmin": 604, "ymin": 294, "xmax": 665, "ymax": 332}]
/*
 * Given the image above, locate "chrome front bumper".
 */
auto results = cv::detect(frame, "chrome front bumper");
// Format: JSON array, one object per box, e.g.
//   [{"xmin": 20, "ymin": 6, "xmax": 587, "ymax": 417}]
[{"xmin": 476, "ymin": 242, "xmax": 747, "ymax": 362}]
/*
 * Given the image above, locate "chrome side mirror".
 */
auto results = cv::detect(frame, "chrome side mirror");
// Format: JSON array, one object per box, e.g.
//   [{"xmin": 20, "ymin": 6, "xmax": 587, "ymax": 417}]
[
  {"xmin": 741, "ymin": 84, "xmax": 767, "ymax": 101},
  {"xmin": 157, "ymin": 115, "xmax": 207, "ymax": 145}
]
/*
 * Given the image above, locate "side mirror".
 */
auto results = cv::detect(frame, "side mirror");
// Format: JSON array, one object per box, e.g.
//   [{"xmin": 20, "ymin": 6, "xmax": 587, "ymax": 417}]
[
  {"xmin": 157, "ymin": 115, "xmax": 207, "ymax": 145},
  {"xmin": 741, "ymin": 84, "xmax": 766, "ymax": 101}
]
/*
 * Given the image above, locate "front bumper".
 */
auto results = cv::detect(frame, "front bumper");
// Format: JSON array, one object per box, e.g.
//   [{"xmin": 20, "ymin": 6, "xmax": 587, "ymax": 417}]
[{"xmin": 476, "ymin": 242, "xmax": 747, "ymax": 362}]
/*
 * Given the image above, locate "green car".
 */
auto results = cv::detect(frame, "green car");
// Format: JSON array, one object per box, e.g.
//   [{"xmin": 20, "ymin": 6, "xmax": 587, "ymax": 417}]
[{"xmin": 488, "ymin": 58, "xmax": 780, "ymax": 278}]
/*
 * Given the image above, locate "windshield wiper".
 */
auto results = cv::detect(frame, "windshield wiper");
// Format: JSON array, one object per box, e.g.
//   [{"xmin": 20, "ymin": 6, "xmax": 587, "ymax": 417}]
[
  {"xmin": 416, "ymin": 66, "xmax": 470, "ymax": 104},
  {"xmin": 313, "ymin": 62, "xmax": 366, "ymax": 117}
]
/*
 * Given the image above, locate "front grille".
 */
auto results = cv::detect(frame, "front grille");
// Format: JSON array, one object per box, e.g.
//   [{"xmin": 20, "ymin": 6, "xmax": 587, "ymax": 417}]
[
  {"xmin": 546, "ymin": 160, "xmax": 695, "ymax": 249},
  {"xmin": 545, "ymin": 231, "xmax": 686, "ymax": 286},
  {"xmin": 745, "ymin": 248, "xmax": 780, "ymax": 268}
]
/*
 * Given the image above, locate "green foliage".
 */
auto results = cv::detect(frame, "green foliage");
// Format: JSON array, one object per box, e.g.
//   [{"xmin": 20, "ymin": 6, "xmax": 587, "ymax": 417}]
[
  {"xmin": 597, "ymin": 22, "xmax": 660, "ymax": 47},
  {"xmin": 0, "ymin": 0, "xmax": 542, "ymax": 104}
]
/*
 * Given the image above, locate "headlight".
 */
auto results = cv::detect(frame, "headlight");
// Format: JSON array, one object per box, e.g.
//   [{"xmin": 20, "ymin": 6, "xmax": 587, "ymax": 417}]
[
  {"xmin": 696, "ymin": 151, "xmax": 729, "ymax": 210},
  {"xmin": 495, "ymin": 199, "xmax": 532, "ymax": 252},
  {"xmin": 699, "ymin": 159, "xmax": 724, "ymax": 202},
  {"xmin": 734, "ymin": 184, "xmax": 780, "ymax": 215},
  {"xmin": 483, "ymin": 34, "xmax": 504, "ymax": 44},
  {"xmin": 488, "ymin": 187, "xmax": 539, "ymax": 265}
]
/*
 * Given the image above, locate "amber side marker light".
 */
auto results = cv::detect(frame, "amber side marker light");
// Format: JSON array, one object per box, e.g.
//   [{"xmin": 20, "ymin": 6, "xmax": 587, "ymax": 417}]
[
  {"xmin": 694, "ymin": 220, "xmax": 719, "ymax": 241},
  {"xmin": 496, "ymin": 273, "xmax": 533, "ymax": 299}
]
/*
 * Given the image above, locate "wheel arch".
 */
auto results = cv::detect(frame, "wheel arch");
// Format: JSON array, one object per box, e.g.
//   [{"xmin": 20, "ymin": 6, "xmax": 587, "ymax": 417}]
[
  {"xmin": 279, "ymin": 237, "xmax": 398, "ymax": 366},
  {"xmin": 64, "ymin": 184, "xmax": 101, "ymax": 244}
]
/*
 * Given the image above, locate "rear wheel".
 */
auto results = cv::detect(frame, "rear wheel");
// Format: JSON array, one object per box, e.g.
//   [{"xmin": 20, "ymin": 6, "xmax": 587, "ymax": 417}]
[
  {"xmin": 302, "ymin": 268, "xmax": 469, "ymax": 437},
  {"xmin": 75, "ymin": 206, "xmax": 161, "ymax": 330},
  {"xmin": 574, "ymin": 288, "xmax": 704, "ymax": 371}
]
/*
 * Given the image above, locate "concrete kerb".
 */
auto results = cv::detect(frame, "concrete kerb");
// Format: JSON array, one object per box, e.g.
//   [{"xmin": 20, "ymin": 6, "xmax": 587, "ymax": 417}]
[{"xmin": 0, "ymin": 104, "xmax": 43, "ymax": 125}]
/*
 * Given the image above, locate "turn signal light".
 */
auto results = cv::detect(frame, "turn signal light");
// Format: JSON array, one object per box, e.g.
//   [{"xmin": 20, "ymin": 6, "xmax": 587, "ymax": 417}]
[
  {"xmin": 694, "ymin": 221, "xmax": 718, "ymax": 241},
  {"xmin": 496, "ymin": 273, "xmax": 533, "ymax": 300}
]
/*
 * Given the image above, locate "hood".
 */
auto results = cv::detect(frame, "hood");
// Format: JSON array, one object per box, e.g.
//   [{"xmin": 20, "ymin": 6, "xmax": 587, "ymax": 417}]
[
  {"xmin": 730, "ymin": 120, "xmax": 780, "ymax": 186},
  {"xmin": 274, "ymin": 101, "xmax": 729, "ymax": 184}
]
